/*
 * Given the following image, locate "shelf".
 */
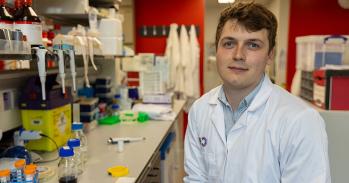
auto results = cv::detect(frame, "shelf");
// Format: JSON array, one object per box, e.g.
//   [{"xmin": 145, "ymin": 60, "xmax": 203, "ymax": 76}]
[
  {"xmin": 89, "ymin": 0, "xmax": 120, "ymax": 8},
  {"xmin": 0, "ymin": 66, "xmax": 98, "ymax": 80},
  {"xmin": 43, "ymin": 13, "xmax": 106, "ymax": 26},
  {"xmin": 0, "ymin": 54, "xmax": 32, "ymax": 60}
]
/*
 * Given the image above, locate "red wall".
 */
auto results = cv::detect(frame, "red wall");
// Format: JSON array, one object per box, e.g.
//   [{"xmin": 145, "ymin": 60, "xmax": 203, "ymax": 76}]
[
  {"xmin": 287, "ymin": 0, "xmax": 349, "ymax": 90},
  {"xmin": 134, "ymin": 0, "xmax": 205, "ymax": 137},
  {"xmin": 134, "ymin": 0, "xmax": 205, "ymax": 95}
]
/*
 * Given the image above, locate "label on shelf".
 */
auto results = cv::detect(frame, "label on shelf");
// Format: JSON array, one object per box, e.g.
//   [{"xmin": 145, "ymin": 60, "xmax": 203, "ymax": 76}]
[{"xmin": 13, "ymin": 22, "xmax": 42, "ymax": 45}]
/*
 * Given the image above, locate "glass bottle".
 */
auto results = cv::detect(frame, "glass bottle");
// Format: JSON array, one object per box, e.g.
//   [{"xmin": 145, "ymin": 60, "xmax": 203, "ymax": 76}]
[
  {"xmin": 13, "ymin": 0, "xmax": 42, "ymax": 46},
  {"xmin": 58, "ymin": 146, "xmax": 77, "ymax": 183},
  {"xmin": 71, "ymin": 122, "xmax": 88, "ymax": 163},
  {"xmin": 67, "ymin": 138, "xmax": 84, "ymax": 175},
  {"xmin": 0, "ymin": 0, "xmax": 13, "ymax": 30}
]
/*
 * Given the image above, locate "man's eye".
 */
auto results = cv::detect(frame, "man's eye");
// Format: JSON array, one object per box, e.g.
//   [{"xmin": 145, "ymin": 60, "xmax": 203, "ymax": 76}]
[
  {"xmin": 247, "ymin": 42, "xmax": 260, "ymax": 49},
  {"xmin": 222, "ymin": 41, "xmax": 234, "ymax": 48}
]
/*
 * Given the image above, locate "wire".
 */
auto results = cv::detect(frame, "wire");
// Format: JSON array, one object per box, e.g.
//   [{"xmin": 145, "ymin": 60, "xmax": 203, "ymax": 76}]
[{"xmin": 33, "ymin": 134, "xmax": 60, "ymax": 164}]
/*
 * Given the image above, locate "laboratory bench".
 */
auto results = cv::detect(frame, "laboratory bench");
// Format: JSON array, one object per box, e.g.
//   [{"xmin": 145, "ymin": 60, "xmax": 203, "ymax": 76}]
[{"xmin": 43, "ymin": 100, "xmax": 186, "ymax": 183}]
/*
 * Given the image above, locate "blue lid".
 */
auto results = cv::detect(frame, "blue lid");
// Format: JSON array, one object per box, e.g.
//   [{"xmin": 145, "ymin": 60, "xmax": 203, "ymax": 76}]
[
  {"xmin": 114, "ymin": 94, "xmax": 121, "ymax": 99},
  {"xmin": 111, "ymin": 104, "xmax": 120, "ymax": 110},
  {"xmin": 67, "ymin": 138, "xmax": 81, "ymax": 148},
  {"xmin": 72, "ymin": 122, "xmax": 83, "ymax": 131},
  {"xmin": 59, "ymin": 146, "xmax": 74, "ymax": 157}
]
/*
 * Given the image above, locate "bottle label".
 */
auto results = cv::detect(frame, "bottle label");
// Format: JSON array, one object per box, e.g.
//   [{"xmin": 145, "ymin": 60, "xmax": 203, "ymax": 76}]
[{"xmin": 13, "ymin": 21, "xmax": 42, "ymax": 45}]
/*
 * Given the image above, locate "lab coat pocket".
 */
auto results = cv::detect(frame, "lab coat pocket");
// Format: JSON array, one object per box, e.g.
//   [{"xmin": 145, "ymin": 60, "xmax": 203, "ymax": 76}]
[{"xmin": 204, "ymin": 152, "xmax": 218, "ymax": 178}]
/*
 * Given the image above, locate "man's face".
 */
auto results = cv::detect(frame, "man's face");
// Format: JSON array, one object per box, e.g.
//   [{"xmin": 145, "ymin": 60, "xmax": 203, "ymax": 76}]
[{"xmin": 216, "ymin": 19, "xmax": 273, "ymax": 90}]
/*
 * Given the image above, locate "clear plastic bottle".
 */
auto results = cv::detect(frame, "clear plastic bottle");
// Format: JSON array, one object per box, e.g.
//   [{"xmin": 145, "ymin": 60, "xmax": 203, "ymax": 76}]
[
  {"xmin": 71, "ymin": 122, "xmax": 88, "ymax": 163},
  {"xmin": 67, "ymin": 138, "xmax": 84, "ymax": 175},
  {"xmin": 14, "ymin": 159, "xmax": 25, "ymax": 182},
  {"xmin": 58, "ymin": 146, "xmax": 77, "ymax": 183},
  {"xmin": 25, "ymin": 164, "xmax": 38, "ymax": 183},
  {"xmin": 23, "ymin": 167, "xmax": 35, "ymax": 183},
  {"xmin": 111, "ymin": 104, "xmax": 120, "ymax": 116},
  {"xmin": 0, "ymin": 169, "xmax": 10, "ymax": 183}
]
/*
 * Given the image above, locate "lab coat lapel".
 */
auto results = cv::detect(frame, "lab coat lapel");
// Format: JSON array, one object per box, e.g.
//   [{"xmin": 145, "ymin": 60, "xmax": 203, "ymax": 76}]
[{"xmin": 209, "ymin": 86, "xmax": 227, "ymax": 146}]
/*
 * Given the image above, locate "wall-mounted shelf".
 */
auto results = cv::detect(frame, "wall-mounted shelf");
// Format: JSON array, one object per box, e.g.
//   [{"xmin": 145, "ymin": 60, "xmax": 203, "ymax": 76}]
[
  {"xmin": 0, "ymin": 54, "xmax": 32, "ymax": 60},
  {"xmin": 42, "ymin": 13, "xmax": 106, "ymax": 26}
]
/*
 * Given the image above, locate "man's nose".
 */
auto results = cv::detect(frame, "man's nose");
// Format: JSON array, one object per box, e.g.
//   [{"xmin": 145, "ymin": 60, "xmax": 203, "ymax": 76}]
[{"xmin": 233, "ymin": 44, "xmax": 245, "ymax": 62}]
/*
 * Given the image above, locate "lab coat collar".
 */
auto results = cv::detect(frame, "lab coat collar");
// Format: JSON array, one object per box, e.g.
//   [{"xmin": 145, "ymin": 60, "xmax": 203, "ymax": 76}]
[
  {"xmin": 208, "ymin": 75, "xmax": 273, "ymax": 108},
  {"xmin": 208, "ymin": 75, "xmax": 273, "ymax": 144}
]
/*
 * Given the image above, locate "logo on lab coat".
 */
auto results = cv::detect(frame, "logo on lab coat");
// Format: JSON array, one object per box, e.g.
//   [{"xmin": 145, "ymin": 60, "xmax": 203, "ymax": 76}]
[{"xmin": 199, "ymin": 137, "xmax": 207, "ymax": 147}]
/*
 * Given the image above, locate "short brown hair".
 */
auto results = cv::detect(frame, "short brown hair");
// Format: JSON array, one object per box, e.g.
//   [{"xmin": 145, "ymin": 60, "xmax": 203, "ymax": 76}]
[{"xmin": 215, "ymin": 1, "xmax": 277, "ymax": 52}]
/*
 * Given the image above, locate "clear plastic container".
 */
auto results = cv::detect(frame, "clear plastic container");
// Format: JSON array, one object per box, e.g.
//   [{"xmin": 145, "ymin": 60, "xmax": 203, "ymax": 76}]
[
  {"xmin": 111, "ymin": 104, "xmax": 120, "ymax": 116},
  {"xmin": 14, "ymin": 159, "xmax": 25, "ymax": 182},
  {"xmin": 23, "ymin": 167, "xmax": 35, "ymax": 183},
  {"xmin": 25, "ymin": 164, "xmax": 38, "ymax": 183},
  {"xmin": 58, "ymin": 146, "xmax": 77, "ymax": 183},
  {"xmin": 71, "ymin": 122, "xmax": 88, "ymax": 163},
  {"xmin": 67, "ymin": 138, "xmax": 84, "ymax": 175},
  {"xmin": 0, "ymin": 169, "xmax": 10, "ymax": 183}
]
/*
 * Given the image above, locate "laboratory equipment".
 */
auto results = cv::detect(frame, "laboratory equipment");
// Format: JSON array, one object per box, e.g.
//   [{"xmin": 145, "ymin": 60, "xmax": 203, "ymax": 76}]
[
  {"xmin": 107, "ymin": 137, "xmax": 146, "ymax": 144},
  {"xmin": 67, "ymin": 139, "xmax": 83, "ymax": 175},
  {"xmin": 13, "ymin": 0, "xmax": 42, "ymax": 46},
  {"xmin": 71, "ymin": 122, "xmax": 88, "ymax": 163},
  {"xmin": 13, "ymin": 159, "xmax": 25, "ymax": 182},
  {"xmin": 58, "ymin": 146, "xmax": 77, "ymax": 183},
  {"xmin": 19, "ymin": 75, "xmax": 73, "ymax": 151},
  {"xmin": 0, "ymin": 169, "xmax": 10, "ymax": 183},
  {"xmin": 53, "ymin": 44, "xmax": 67, "ymax": 94},
  {"xmin": 0, "ymin": 0, "xmax": 13, "ymax": 30},
  {"xmin": 32, "ymin": 47, "xmax": 48, "ymax": 100},
  {"xmin": 23, "ymin": 167, "xmax": 36, "ymax": 183},
  {"xmin": 313, "ymin": 69, "xmax": 349, "ymax": 110}
]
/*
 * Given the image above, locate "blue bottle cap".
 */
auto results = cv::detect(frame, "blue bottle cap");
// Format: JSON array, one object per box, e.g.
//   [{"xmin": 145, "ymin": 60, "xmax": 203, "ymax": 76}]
[
  {"xmin": 67, "ymin": 138, "xmax": 81, "ymax": 148},
  {"xmin": 59, "ymin": 146, "xmax": 74, "ymax": 157},
  {"xmin": 111, "ymin": 104, "xmax": 120, "ymax": 110},
  {"xmin": 114, "ymin": 94, "xmax": 121, "ymax": 99},
  {"xmin": 72, "ymin": 122, "xmax": 83, "ymax": 131}
]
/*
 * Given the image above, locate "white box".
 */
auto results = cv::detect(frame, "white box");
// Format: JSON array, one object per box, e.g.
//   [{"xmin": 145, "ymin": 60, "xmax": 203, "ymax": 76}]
[
  {"xmin": 98, "ymin": 37, "xmax": 123, "ymax": 56},
  {"xmin": 143, "ymin": 93, "xmax": 174, "ymax": 104}
]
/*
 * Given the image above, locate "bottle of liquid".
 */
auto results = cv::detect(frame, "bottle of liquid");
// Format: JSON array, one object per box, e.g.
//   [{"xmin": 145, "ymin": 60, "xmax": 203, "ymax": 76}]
[
  {"xmin": 67, "ymin": 138, "xmax": 84, "ymax": 175},
  {"xmin": 0, "ymin": 0, "xmax": 13, "ymax": 30},
  {"xmin": 71, "ymin": 122, "xmax": 88, "ymax": 163},
  {"xmin": 23, "ymin": 167, "xmax": 35, "ymax": 183},
  {"xmin": 25, "ymin": 164, "xmax": 38, "ymax": 183},
  {"xmin": 13, "ymin": 0, "xmax": 42, "ymax": 46},
  {"xmin": 58, "ymin": 146, "xmax": 77, "ymax": 183},
  {"xmin": 0, "ymin": 169, "xmax": 10, "ymax": 183},
  {"xmin": 14, "ymin": 159, "xmax": 25, "ymax": 182}
]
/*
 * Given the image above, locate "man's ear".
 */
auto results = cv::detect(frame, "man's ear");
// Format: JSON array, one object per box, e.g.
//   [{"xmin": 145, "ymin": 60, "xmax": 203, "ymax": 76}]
[{"xmin": 267, "ymin": 48, "xmax": 275, "ymax": 65}]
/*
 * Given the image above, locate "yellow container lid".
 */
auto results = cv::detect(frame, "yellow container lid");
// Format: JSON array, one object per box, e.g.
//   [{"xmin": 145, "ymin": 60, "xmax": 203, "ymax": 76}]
[
  {"xmin": 0, "ymin": 169, "xmax": 10, "ymax": 177},
  {"xmin": 14, "ymin": 159, "xmax": 26, "ymax": 168},
  {"xmin": 107, "ymin": 166, "xmax": 128, "ymax": 177}
]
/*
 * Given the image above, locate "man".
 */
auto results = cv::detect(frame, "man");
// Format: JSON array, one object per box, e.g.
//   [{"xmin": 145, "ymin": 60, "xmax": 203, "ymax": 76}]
[{"xmin": 184, "ymin": 2, "xmax": 331, "ymax": 183}]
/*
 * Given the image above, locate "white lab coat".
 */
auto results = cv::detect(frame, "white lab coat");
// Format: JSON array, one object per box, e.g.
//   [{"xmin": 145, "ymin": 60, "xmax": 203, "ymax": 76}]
[
  {"xmin": 188, "ymin": 25, "xmax": 200, "ymax": 98},
  {"xmin": 184, "ymin": 76, "xmax": 331, "ymax": 183},
  {"xmin": 179, "ymin": 25, "xmax": 189, "ymax": 93},
  {"xmin": 165, "ymin": 24, "xmax": 180, "ymax": 90}
]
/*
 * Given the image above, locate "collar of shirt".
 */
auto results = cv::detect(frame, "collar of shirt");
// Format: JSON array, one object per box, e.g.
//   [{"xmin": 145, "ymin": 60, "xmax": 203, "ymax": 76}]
[{"xmin": 218, "ymin": 74, "xmax": 265, "ymax": 112}]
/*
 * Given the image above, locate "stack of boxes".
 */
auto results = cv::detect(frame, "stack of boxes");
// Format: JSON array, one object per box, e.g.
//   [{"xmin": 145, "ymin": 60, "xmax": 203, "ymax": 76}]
[
  {"xmin": 95, "ymin": 77, "xmax": 114, "ymax": 105},
  {"xmin": 79, "ymin": 98, "xmax": 99, "ymax": 125}
]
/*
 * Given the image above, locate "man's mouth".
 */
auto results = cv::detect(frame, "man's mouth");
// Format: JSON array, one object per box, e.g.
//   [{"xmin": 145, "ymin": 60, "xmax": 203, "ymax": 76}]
[{"xmin": 227, "ymin": 66, "xmax": 248, "ymax": 71}]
